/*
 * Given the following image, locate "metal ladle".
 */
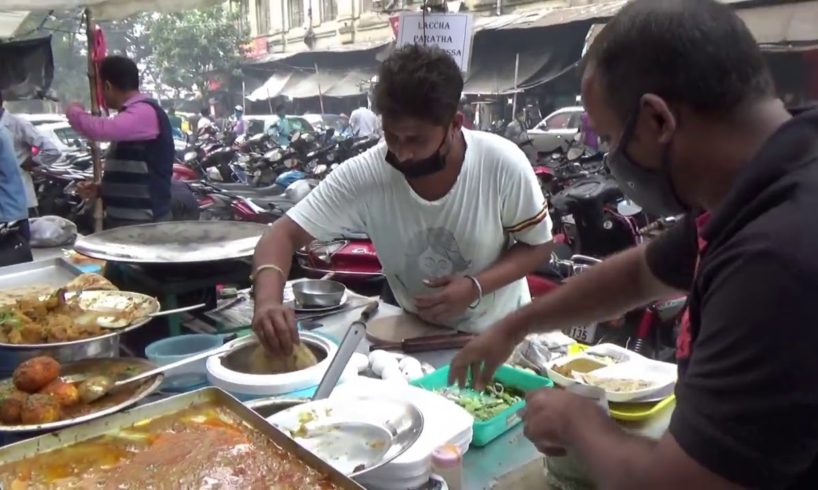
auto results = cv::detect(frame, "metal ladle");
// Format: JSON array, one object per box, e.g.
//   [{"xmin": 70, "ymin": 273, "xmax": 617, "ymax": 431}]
[{"xmin": 75, "ymin": 335, "xmax": 244, "ymax": 404}]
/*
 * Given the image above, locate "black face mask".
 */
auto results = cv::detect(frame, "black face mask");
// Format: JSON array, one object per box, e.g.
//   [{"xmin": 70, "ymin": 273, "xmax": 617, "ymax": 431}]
[
  {"xmin": 385, "ymin": 131, "xmax": 449, "ymax": 178},
  {"xmin": 606, "ymin": 108, "xmax": 688, "ymax": 217}
]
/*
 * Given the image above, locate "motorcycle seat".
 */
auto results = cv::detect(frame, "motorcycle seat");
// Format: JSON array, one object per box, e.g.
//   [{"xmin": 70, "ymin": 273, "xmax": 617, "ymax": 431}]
[
  {"xmin": 215, "ymin": 182, "xmax": 286, "ymax": 196},
  {"xmin": 246, "ymin": 195, "xmax": 295, "ymax": 212}
]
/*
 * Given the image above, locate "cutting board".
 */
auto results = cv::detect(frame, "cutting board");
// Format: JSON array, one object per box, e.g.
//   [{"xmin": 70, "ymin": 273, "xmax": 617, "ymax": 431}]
[{"xmin": 365, "ymin": 312, "xmax": 457, "ymax": 343}]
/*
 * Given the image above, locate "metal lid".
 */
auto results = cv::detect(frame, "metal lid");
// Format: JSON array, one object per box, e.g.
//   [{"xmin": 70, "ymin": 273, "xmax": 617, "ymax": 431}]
[{"xmin": 74, "ymin": 221, "xmax": 270, "ymax": 264}]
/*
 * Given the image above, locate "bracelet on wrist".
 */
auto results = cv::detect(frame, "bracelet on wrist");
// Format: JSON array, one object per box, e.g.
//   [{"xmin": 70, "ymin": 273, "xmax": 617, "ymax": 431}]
[{"xmin": 465, "ymin": 274, "xmax": 483, "ymax": 309}]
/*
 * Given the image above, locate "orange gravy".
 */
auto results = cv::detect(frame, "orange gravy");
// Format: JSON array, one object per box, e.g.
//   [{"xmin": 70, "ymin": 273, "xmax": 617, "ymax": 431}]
[{"xmin": 0, "ymin": 402, "xmax": 343, "ymax": 489}]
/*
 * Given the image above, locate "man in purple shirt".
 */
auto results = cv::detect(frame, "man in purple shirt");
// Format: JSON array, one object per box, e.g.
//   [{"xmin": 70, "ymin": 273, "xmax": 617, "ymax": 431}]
[{"xmin": 66, "ymin": 56, "xmax": 174, "ymax": 228}]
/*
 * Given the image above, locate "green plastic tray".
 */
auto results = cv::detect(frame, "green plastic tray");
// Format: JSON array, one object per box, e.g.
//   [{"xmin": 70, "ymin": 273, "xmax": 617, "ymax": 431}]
[{"xmin": 410, "ymin": 364, "xmax": 554, "ymax": 447}]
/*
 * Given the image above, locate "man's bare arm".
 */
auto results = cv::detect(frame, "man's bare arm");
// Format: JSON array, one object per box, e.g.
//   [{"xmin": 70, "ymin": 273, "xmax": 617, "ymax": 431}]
[
  {"xmin": 565, "ymin": 405, "xmax": 740, "ymax": 490},
  {"xmin": 476, "ymin": 241, "xmax": 553, "ymax": 295},
  {"xmin": 252, "ymin": 216, "xmax": 315, "ymax": 305},
  {"xmin": 501, "ymin": 244, "xmax": 680, "ymax": 341}
]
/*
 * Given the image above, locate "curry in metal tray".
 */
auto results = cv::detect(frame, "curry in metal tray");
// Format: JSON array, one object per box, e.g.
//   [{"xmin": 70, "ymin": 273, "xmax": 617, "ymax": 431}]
[{"xmin": 0, "ymin": 402, "xmax": 344, "ymax": 489}]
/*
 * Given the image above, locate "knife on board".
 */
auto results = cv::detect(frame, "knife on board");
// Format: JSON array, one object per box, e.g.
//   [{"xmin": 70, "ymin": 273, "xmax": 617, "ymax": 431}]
[{"xmin": 369, "ymin": 333, "xmax": 475, "ymax": 353}]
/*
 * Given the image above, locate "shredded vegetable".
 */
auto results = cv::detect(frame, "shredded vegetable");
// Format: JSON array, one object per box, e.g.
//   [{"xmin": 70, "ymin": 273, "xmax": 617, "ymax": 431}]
[{"xmin": 435, "ymin": 382, "xmax": 524, "ymax": 421}]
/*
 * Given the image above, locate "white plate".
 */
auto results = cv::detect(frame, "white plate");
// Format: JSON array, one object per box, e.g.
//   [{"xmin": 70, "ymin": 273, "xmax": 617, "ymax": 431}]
[{"xmin": 267, "ymin": 396, "xmax": 423, "ymax": 477}]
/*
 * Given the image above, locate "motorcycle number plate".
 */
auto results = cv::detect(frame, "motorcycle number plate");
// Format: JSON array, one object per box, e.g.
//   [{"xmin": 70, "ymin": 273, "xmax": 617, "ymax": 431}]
[
  {"xmin": 562, "ymin": 214, "xmax": 576, "ymax": 225},
  {"xmin": 564, "ymin": 324, "xmax": 597, "ymax": 344}
]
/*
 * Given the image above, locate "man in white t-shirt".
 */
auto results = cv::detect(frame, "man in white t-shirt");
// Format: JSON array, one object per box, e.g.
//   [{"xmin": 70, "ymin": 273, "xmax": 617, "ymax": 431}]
[
  {"xmin": 251, "ymin": 44, "xmax": 553, "ymax": 354},
  {"xmin": 349, "ymin": 105, "xmax": 380, "ymax": 138}
]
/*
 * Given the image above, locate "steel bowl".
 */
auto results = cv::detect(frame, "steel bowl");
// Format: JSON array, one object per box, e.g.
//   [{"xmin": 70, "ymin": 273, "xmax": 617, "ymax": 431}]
[{"xmin": 292, "ymin": 279, "xmax": 346, "ymax": 308}]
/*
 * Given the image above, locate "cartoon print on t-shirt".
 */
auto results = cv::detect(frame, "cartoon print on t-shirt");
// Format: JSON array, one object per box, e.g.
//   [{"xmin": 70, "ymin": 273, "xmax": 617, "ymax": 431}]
[{"xmin": 402, "ymin": 227, "xmax": 471, "ymax": 294}]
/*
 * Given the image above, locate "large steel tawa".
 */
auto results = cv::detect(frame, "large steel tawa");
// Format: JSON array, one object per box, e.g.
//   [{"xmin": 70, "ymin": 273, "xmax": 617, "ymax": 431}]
[{"xmin": 74, "ymin": 221, "xmax": 270, "ymax": 264}]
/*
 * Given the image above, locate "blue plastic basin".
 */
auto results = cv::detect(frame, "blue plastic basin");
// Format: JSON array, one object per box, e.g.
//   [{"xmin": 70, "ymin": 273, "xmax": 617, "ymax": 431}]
[{"xmin": 145, "ymin": 334, "xmax": 224, "ymax": 391}]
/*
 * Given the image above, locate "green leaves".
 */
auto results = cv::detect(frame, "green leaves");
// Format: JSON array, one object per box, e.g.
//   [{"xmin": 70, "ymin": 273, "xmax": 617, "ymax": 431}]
[{"xmin": 144, "ymin": 6, "xmax": 249, "ymax": 94}]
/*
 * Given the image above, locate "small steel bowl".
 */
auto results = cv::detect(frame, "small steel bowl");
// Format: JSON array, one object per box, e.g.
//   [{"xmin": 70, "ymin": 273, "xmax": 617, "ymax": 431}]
[{"xmin": 292, "ymin": 279, "xmax": 346, "ymax": 308}]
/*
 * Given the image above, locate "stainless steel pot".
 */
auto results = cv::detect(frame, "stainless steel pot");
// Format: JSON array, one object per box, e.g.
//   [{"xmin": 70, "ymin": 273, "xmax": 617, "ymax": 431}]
[{"xmin": 0, "ymin": 336, "xmax": 120, "ymax": 377}]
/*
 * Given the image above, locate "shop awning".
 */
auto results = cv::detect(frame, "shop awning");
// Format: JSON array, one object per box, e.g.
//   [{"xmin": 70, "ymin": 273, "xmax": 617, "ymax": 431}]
[
  {"xmin": 0, "ymin": 0, "xmax": 220, "ymax": 20},
  {"xmin": 0, "ymin": 10, "xmax": 30, "ymax": 38},
  {"xmin": 248, "ymin": 68, "xmax": 373, "ymax": 100},
  {"xmin": 244, "ymin": 43, "xmax": 383, "ymax": 100},
  {"xmin": 247, "ymin": 71, "xmax": 302, "ymax": 101},
  {"xmin": 583, "ymin": 1, "xmax": 818, "ymax": 55},
  {"xmin": 739, "ymin": 0, "xmax": 818, "ymax": 49}
]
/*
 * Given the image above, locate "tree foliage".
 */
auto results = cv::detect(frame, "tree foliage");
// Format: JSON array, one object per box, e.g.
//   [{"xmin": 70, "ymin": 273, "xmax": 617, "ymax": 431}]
[
  {"xmin": 144, "ymin": 6, "xmax": 248, "ymax": 95},
  {"xmin": 21, "ymin": 6, "xmax": 246, "ymax": 104}
]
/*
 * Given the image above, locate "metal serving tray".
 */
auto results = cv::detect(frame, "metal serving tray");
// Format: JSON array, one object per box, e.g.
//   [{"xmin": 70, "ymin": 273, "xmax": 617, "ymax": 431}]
[
  {"xmin": 74, "ymin": 221, "xmax": 270, "ymax": 264},
  {"xmin": 0, "ymin": 257, "xmax": 81, "ymax": 290},
  {"xmin": 0, "ymin": 387, "xmax": 363, "ymax": 489}
]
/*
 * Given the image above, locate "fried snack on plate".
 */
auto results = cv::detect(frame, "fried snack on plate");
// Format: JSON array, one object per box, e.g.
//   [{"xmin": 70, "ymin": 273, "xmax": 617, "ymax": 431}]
[
  {"xmin": 65, "ymin": 273, "xmax": 118, "ymax": 292},
  {"xmin": 13, "ymin": 356, "xmax": 61, "ymax": 393},
  {"xmin": 20, "ymin": 394, "xmax": 61, "ymax": 424},
  {"xmin": 40, "ymin": 379, "xmax": 80, "ymax": 407},
  {"xmin": 0, "ymin": 389, "xmax": 28, "ymax": 424}
]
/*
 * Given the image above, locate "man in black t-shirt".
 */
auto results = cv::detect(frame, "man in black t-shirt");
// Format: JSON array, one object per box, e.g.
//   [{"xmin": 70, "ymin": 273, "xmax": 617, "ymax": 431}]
[{"xmin": 450, "ymin": 0, "xmax": 818, "ymax": 488}]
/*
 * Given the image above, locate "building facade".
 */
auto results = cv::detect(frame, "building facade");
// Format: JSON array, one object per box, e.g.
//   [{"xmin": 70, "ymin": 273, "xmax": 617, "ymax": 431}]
[{"xmin": 239, "ymin": 0, "xmax": 594, "ymax": 57}]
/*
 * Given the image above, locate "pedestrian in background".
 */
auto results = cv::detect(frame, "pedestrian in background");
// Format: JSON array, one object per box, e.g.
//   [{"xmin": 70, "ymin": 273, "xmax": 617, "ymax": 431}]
[
  {"xmin": 350, "ymin": 104, "xmax": 379, "ymax": 137},
  {"xmin": 0, "ymin": 92, "xmax": 62, "ymax": 216},
  {"xmin": 0, "ymin": 125, "xmax": 32, "ymax": 266},
  {"xmin": 65, "ymin": 55, "xmax": 174, "ymax": 229}
]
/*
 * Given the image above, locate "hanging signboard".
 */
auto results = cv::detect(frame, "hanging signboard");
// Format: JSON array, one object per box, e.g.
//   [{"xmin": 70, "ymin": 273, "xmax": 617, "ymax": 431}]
[{"xmin": 396, "ymin": 12, "xmax": 475, "ymax": 73}]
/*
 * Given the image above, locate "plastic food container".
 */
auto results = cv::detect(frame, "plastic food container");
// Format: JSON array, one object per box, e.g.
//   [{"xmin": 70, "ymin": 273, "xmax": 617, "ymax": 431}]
[
  {"xmin": 411, "ymin": 364, "xmax": 553, "ymax": 447},
  {"xmin": 546, "ymin": 343, "xmax": 677, "ymax": 403},
  {"xmin": 145, "ymin": 334, "xmax": 224, "ymax": 391}
]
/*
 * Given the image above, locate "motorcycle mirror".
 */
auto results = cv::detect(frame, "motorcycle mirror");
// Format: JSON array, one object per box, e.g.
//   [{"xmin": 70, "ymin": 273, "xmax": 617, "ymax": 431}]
[
  {"xmin": 617, "ymin": 199, "xmax": 643, "ymax": 217},
  {"xmin": 566, "ymin": 147, "xmax": 584, "ymax": 161}
]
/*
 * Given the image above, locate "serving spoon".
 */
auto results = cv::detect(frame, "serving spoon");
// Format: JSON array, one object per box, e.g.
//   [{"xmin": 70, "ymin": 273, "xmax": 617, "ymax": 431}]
[
  {"xmin": 74, "ymin": 335, "xmax": 244, "ymax": 404},
  {"xmin": 95, "ymin": 303, "xmax": 207, "ymax": 329}
]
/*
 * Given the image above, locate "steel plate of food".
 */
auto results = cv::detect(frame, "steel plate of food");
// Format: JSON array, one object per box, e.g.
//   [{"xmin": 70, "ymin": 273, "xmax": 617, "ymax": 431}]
[
  {"xmin": 0, "ymin": 356, "xmax": 162, "ymax": 432},
  {"xmin": 0, "ymin": 388, "xmax": 360, "ymax": 489},
  {"xmin": 0, "ymin": 273, "xmax": 159, "ymax": 345}
]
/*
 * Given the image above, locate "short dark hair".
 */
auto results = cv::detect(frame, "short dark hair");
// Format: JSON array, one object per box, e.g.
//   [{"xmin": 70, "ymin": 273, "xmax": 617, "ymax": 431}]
[
  {"xmin": 200, "ymin": 107, "xmax": 209, "ymax": 116},
  {"xmin": 374, "ymin": 44, "xmax": 463, "ymax": 126},
  {"xmin": 99, "ymin": 55, "xmax": 140, "ymax": 91},
  {"xmin": 275, "ymin": 104, "xmax": 285, "ymax": 113},
  {"xmin": 584, "ymin": 0, "xmax": 774, "ymax": 120}
]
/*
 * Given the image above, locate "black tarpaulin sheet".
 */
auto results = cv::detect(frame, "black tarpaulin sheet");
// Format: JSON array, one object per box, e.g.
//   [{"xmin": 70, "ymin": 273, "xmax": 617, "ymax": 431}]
[
  {"xmin": 463, "ymin": 24, "xmax": 588, "ymax": 94},
  {"xmin": 0, "ymin": 36, "xmax": 54, "ymax": 100}
]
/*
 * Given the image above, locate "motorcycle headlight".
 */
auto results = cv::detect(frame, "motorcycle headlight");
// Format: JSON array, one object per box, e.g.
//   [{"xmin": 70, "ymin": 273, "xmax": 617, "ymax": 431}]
[{"xmin": 184, "ymin": 151, "xmax": 197, "ymax": 162}]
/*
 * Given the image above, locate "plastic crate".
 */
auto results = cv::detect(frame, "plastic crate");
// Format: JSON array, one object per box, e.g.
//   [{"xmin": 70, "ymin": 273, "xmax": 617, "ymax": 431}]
[{"xmin": 410, "ymin": 364, "xmax": 554, "ymax": 447}]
